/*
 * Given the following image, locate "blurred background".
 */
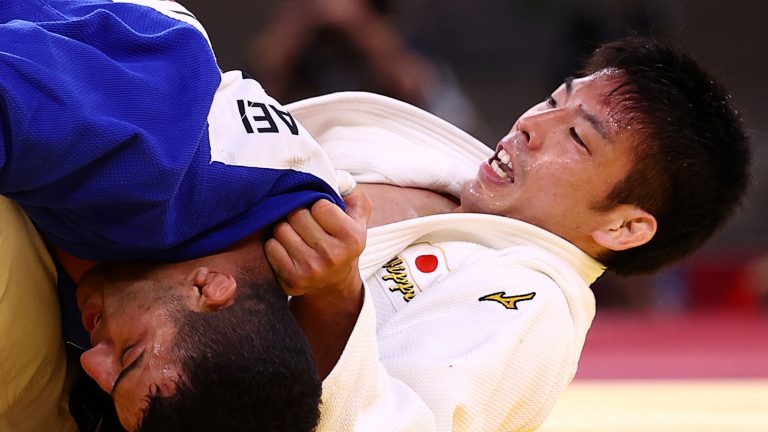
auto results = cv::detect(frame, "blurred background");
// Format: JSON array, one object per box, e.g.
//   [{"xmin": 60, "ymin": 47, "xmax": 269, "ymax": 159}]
[{"xmin": 181, "ymin": 0, "xmax": 767, "ymax": 382}]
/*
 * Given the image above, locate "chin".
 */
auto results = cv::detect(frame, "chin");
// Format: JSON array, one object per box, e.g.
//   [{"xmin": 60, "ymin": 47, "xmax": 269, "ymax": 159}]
[
  {"xmin": 459, "ymin": 197, "xmax": 492, "ymax": 216},
  {"xmin": 459, "ymin": 181, "xmax": 488, "ymax": 209}
]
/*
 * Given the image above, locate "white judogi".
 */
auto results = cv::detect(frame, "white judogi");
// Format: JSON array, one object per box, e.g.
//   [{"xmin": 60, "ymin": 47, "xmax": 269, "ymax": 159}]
[{"xmin": 289, "ymin": 93, "xmax": 605, "ymax": 431}]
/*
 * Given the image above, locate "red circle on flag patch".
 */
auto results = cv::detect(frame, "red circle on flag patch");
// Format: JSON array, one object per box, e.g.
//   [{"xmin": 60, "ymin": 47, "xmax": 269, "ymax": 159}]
[{"xmin": 415, "ymin": 254, "xmax": 438, "ymax": 273}]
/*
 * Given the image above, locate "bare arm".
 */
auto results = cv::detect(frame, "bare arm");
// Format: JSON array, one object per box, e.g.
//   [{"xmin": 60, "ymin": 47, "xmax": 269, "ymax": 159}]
[{"xmin": 265, "ymin": 190, "xmax": 371, "ymax": 378}]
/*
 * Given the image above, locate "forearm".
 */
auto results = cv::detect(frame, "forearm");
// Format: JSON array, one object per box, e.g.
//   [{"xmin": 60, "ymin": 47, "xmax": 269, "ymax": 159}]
[
  {"xmin": 289, "ymin": 275, "xmax": 364, "ymax": 379},
  {"xmin": 266, "ymin": 192, "xmax": 371, "ymax": 378}
]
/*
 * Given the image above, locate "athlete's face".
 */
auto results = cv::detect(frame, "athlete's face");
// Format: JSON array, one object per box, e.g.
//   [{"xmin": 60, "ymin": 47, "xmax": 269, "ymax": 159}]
[
  {"xmin": 77, "ymin": 264, "xmax": 190, "ymax": 430},
  {"xmin": 458, "ymin": 71, "xmax": 639, "ymax": 254}
]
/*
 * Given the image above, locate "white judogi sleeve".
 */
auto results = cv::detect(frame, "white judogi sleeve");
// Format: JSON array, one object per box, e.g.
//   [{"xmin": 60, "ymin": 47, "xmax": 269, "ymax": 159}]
[{"xmin": 317, "ymin": 284, "xmax": 437, "ymax": 431}]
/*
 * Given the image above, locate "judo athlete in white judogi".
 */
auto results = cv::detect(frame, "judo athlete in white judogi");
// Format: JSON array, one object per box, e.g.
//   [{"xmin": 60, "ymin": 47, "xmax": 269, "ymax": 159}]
[
  {"xmin": 287, "ymin": 92, "xmax": 602, "ymax": 431},
  {"xmin": 278, "ymin": 63, "xmax": 748, "ymax": 429}
]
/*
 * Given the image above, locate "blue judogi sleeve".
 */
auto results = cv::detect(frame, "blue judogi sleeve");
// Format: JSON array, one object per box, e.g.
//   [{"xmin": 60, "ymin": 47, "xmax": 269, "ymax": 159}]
[{"xmin": 0, "ymin": 0, "xmax": 344, "ymax": 261}]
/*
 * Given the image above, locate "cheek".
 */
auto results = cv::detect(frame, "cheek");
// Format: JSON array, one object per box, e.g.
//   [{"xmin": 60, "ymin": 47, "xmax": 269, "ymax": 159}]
[
  {"xmin": 535, "ymin": 167, "xmax": 599, "ymax": 214},
  {"xmin": 523, "ymin": 143, "xmax": 575, "ymax": 173},
  {"xmin": 537, "ymin": 161, "xmax": 582, "ymax": 191}
]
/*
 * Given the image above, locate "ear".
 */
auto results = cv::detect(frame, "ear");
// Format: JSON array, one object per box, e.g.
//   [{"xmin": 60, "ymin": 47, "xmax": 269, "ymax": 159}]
[
  {"xmin": 591, "ymin": 205, "xmax": 657, "ymax": 252},
  {"xmin": 188, "ymin": 267, "xmax": 238, "ymax": 312}
]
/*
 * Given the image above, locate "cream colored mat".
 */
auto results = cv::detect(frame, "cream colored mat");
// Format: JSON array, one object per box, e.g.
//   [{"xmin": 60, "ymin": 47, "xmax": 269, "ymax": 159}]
[{"xmin": 538, "ymin": 380, "xmax": 768, "ymax": 432}]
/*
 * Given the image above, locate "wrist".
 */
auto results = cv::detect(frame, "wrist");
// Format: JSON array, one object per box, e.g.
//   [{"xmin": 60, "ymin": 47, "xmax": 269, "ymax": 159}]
[
  {"xmin": 292, "ymin": 272, "xmax": 363, "ymax": 316},
  {"xmin": 290, "ymin": 277, "xmax": 364, "ymax": 379}
]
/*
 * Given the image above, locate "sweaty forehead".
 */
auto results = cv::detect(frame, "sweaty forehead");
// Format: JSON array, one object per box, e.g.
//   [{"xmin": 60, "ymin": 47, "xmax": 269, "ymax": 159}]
[
  {"xmin": 585, "ymin": 71, "xmax": 642, "ymax": 133},
  {"xmin": 588, "ymin": 67, "xmax": 623, "ymax": 81}
]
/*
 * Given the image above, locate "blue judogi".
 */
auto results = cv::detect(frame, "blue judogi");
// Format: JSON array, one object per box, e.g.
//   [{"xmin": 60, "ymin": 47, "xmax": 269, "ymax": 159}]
[
  {"xmin": 2, "ymin": 3, "xmax": 346, "ymax": 428},
  {"xmin": 0, "ymin": 0, "xmax": 344, "ymax": 262}
]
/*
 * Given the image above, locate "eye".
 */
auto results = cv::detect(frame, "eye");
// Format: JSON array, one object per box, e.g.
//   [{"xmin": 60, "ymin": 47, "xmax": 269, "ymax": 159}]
[
  {"xmin": 569, "ymin": 127, "xmax": 590, "ymax": 154},
  {"xmin": 546, "ymin": 96, "xmax": 557, "ymax": 108},
  {"xmin": 120, "ymin": 342, "xmax": 137, "ymax": 366}
]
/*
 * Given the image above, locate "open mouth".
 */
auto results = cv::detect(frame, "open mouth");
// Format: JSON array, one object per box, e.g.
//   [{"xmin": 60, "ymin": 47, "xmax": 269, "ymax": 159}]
[{"xmin": 489, "ymin": 147, "xmax": 515, "ymax": 182}]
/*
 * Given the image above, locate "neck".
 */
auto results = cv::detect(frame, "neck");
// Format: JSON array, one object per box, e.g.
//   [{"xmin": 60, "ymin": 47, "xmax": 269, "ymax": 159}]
[
  {"xmin": 50, "ymin": 246, "xmax": 101, "ymax": 283},
  {"xmin": 202, "ymin": 229, "xmax": 272, "ymax": 281},
  {"xmin": 53, "ymin": 229, "xmax": 270, "ymax": 284}
]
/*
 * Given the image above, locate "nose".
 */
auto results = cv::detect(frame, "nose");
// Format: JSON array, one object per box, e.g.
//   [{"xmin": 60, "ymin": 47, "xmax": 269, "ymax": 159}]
[
  {"xmin": 515, "ymin": 108, "xmax": 559, "ymax": 151},
  {"xmin": 81, "ymin": 342, "xmax": 118, "ymax": 394}
]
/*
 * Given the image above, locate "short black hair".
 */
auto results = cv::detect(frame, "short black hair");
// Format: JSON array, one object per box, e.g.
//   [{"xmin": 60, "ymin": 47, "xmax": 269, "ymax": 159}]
[
  {"xmin": 585, "ymin": 37, "xmax": 751, "ymax": 275},
  {"xmin": 139, "ymin": 276, "xmax": 321, "ymax": 431}
]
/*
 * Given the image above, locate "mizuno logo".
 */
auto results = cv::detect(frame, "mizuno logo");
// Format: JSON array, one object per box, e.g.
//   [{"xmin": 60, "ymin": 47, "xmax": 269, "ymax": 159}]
[{"xmin": 478, "ymin": 291, "xmax": 536, "ymax": 310}]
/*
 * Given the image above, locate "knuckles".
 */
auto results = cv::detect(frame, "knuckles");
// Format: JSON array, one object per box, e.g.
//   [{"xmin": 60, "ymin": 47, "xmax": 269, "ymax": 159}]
[{"xmin": 269, "ymin": 199, "xmax": 367, "ymax": 297}]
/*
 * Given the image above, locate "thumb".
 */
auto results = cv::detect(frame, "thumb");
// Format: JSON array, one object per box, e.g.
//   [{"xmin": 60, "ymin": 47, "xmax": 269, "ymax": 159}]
[{"xmin": 343, "ymin": 189, "xmax": 372, "ymax": 226}]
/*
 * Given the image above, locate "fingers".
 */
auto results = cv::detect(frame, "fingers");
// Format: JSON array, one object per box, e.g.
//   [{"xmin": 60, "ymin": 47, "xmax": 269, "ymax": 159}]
[
  {"xmin": 285, "ymin": 206, "xmax": 326, "ymax": 249},
  {"xmin": 270, "ymin": 196, "xmax": 370, "ymax": 268},
  {"xmin": 267, "ymin": 197, "xmax": 370, "ymax": 298},
  {"xmin": 264, "ymin": 237, "xmax": 296, "ymax": 287},
  {"xmin": 264, "ymin": 237, "xmax": 288, "ymax": 271},
  {"xmin": 308, "ymin": 200, "xmax": 367, "ymax": 255},
  {"xmin": 274, "ymin": 193, "xmax": 371, "ymax": 251},
  {"xmin": 272, "ymin": 205, "xmax": 349, "ymax": 267},
  {"xmin": 311, "ymin": 191, "xmax": 371, "ymax": 234},
  {"xmin": 343, "ymin": 189, "xmax": 372, "ymax": 226},
  {"xmin": 310, "ymin": 200, "xmax": 350, "ymax": 236},
  {"xmin": 272, "ymin": 213, "xmax": 321, "ymax": 263}
]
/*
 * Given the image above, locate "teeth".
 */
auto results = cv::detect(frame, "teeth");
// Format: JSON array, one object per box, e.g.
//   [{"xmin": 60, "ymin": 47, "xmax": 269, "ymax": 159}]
[
  {"xmin": 498, "ymin": 149, "xmax": 511, "ymax": 165},
  {"xmin": 497, "ymin": 149, "xmax": 514, "ymax": 172},
  {"xmin": 491, "ymin": 160, "xmax": 508, "ymax": 179}
]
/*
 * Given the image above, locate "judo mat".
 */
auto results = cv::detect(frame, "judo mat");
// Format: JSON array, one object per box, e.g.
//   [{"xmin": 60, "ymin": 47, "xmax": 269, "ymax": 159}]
[
  {"xmin": 539, "ymin": 310, "xmax": 768, "ymax": 431},
  {"xmin": 539, "ymin": 380, "xmax": 768, "ymax": 431}
]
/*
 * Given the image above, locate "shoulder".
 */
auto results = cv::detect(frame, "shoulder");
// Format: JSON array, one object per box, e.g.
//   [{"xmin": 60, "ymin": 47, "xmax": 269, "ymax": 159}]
[
  {"xmin": 0, "ymin": 197, "xmax": 76, "ymax": 430},
  {"xmin": 373, "ymin": 251, "xmax": 588, "ymax": 431}
]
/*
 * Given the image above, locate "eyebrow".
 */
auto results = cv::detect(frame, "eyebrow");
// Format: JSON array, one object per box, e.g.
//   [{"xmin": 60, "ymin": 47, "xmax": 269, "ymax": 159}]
[
  {"xmin": 563, "ymin": 76, "xmax": 611, "ymax": 141},
  {"xmin": 578, "ymin": 106, "xmax": 611, "ymax": 141},
  {"xmin": 564, "ymin": 76, "xmax": 574, "ymax": 96},
  {"xmin": 112, "ymin": 350, "xmax": 146, "ymax": 397}
]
